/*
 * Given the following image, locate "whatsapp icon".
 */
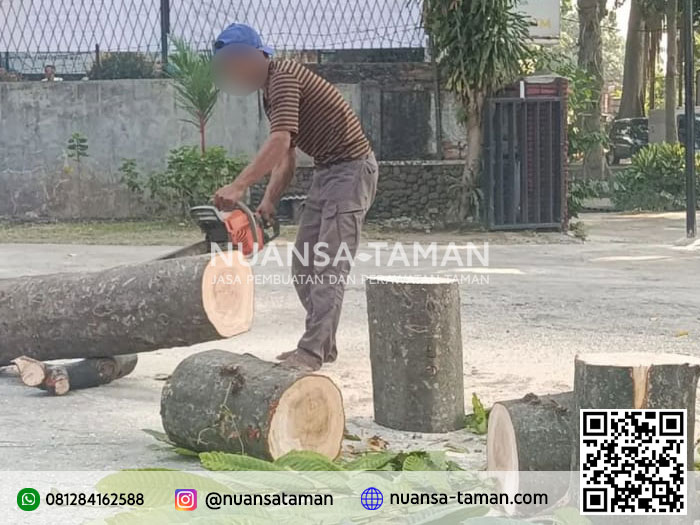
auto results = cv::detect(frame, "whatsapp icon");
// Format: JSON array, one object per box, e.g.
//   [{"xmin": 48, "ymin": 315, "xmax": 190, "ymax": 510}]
[{"xmin": 17, "ymin": 488, "xmax": 40, "ymax": 511}]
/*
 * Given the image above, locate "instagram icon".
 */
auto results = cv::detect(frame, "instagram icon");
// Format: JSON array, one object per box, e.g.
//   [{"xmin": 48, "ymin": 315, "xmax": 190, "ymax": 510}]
[{"xmin": 175, "ymin": 489, "xmax": 197, "ymax": 511}]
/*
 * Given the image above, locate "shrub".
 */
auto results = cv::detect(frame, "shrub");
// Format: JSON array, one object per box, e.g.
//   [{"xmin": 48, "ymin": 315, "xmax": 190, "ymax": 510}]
[
  {"xmin": 89, "ymin": 52, "xmax": 156, "ymax": 79},
  {"xmin": 612, "ymin": 143, "xmax": 700, "ymax": 211},
  {"xmin": 121, "ymin": 146, "xmax": 246, "ymax": 216}
]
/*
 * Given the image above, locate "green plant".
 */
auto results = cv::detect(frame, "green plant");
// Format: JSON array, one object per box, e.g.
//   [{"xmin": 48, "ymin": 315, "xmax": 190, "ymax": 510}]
[
  {"xmin": 422, "ymin": 0, "xmax": 531, "ymax": 220},
  {"xmin": 567, "ymin": 178, "xmax": 600, "ymax": 219},
  {"xmin": 612, "ymin": 143, "xmax": 700, "ymax": 211},
  {"xmin": 168, "ymin": 38, "xmax": 219, "ymax": 154},
  {"xmin": 88, "ymin": 52, "xmax": 156, "ymax": 79},
  {"xmin": 118, "ymin": 159, "xmax": 142, "ymax": 193},
  {"xmin": 464, "ymin": 393, "xmax": 489, "ymax": 435},
  {"xmin": 147, "ymin": 146, "xmax": 246, "ymax": 215},
  {"xmin": 67, "ymin": 132, "xmax": 89, "ymax": 162}
]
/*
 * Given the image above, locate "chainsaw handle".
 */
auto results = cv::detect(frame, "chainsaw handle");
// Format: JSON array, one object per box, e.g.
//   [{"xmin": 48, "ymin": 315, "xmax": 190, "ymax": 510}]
[{"xmin": 231, "ymin": 202, "xmax": 261, "ymax": 247}]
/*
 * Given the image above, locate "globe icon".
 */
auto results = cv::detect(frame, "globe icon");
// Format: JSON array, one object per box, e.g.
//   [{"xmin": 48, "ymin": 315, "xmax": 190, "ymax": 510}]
[{"xmin": 361, "ymin": 487, "xmax": 383, "ymax": 510}]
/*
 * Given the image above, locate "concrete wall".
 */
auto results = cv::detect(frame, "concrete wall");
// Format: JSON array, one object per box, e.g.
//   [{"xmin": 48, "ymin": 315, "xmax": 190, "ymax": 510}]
[{"xmin": 0, "ymin": 64, "xmax": 466, "ymax": 219}]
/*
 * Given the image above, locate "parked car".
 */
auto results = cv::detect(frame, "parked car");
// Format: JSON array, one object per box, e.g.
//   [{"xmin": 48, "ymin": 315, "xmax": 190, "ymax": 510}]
[{"xmin": 607, "ymin": 117, "xmax": 649, "ymax": 165}]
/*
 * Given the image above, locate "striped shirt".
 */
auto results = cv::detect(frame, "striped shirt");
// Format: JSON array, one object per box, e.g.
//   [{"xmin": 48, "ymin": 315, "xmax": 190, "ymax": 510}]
[{"xmin": 263, "ymin": 60, "xmax": 371, "ymax": 166}]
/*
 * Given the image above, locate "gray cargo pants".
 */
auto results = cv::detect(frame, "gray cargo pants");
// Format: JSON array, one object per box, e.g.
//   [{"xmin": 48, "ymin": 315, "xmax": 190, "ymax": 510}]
[{"xmin": 292, "ymin": 152, "xmax": 378, "ymax": 362}]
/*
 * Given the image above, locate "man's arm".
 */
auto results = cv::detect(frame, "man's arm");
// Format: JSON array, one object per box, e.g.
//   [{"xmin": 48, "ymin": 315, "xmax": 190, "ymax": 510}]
[
  {"xmin": 213, "ymin": 131, "xmax": 291, "ymax": 210},
  {"xmin": 264, "ymin": 147, "xmax": 296, "ymax": 204},
  {"xmin": 257, "ymin": 147, "xmax": 296, "ymax": 222}
]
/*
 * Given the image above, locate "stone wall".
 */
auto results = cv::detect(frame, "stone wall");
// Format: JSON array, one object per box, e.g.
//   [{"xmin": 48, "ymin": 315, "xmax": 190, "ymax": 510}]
[{"xmin": 250, "ymin": 160, "xmax": 464, "ymax": 221}]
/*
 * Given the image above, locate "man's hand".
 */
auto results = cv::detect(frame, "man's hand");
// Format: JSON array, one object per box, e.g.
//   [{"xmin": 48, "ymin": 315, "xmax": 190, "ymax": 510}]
[
  {"xmin": 214, "ymin": 183, "xmax": 245, "ymax": 211},
  {"xmin": 256, "ymin": 198, "xmax": 277, "ymax": 225}
]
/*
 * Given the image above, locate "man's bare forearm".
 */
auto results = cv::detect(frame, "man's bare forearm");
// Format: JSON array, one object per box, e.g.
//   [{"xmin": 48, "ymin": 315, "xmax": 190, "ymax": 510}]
[
  {"xmin": 232, "ymin": 131, "xmax": 291, "ymax": 190},
  {"xmin": 263, "ymin": 148, "xmax": 296, "ymax": 204}
]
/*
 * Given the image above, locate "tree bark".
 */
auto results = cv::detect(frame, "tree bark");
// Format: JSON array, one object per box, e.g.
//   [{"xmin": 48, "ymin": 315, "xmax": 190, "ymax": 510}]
[
  {"xmin": 461, "ymin": 97, "xmax": 484, "ymax": 221},
  {"xmin": 578, "ymin": 0, "xmax": 607, "ymax": 178},
  {"xmin": 572, "ymin": 352, "xmax": 700, "ymax": 471},
  {"xmin": 666, "ymin": 0, "xmax": 679, "ymax": 143},
  {"xmin": 487, "ymin": 392, "xmax": 574, "ymax": 472},
  {"xmin": 647, "ymin": 12, "xmax": 663, "ymax": 110},
  {"xmin": 366, "ymin": 276, "xmax": 465, "ymax": 433},
  {"xmin": 0, "ymin": 254, "xmax": 254, "ymax": 365},
  {"xmin": 619, "ymin": 0, "xmax": 647, "ymax": 118},
  {"xmin": 14, "ymin": 355, "xmax": 138, "ymax": 395},
  {"xmin": 160, "ymin": 350, "xmax": 345, "ymax": 460}
]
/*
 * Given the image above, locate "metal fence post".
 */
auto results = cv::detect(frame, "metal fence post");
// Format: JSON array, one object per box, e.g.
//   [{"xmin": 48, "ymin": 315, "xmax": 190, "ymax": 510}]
[{"xmin": 160, "ymin": 0, "xmax": 171, "ymax": 66}]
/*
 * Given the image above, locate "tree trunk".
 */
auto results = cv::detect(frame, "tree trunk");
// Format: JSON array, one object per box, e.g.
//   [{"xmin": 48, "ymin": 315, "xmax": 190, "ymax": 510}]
[
  {"xmin": 647, "ymin": 13, "xmax": 663, "ymax": 110},
  {"xmin": 160, "ymin": 350, "xmax": 345, "ymax": 460},
  {"xmin": 461, "ymin": 97, "xmax": 484, "ymax": 221},
  {"xmin": 13, "ymin": 355, "xmax": 138, "ymax": 395},
  {"xmin": 578, "ymin": 0, "xmax": 607, "ymax": 178},
  {"xmin": 0, "ymin": 254, "xmax": 254, "ymax": 365},
  {"xmin": 619, "ymin": 0, "xmax": 647, "ymax": 118},
  {"xmin": 666, "ymin": 0, "xmax": 679, "ymax": 143},
  {"xmin": 572, "ymin": 352, "xmax": 700, "ymax": 471},
  {"xmin": 366, "ymin": 276, "xmax": 465, "ymax": 433},
  {"xmin": 488, "ymin": 392, "xmax": 573, "ymax": 472}
]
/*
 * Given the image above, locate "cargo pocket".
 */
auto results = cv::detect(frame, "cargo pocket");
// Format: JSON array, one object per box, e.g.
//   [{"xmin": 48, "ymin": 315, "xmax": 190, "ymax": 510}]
[
  {"xmin": 335, "ymin": 202, "xmax": 364, "ymax": 259},
  {"xmin": 318, "ymin": 202, "xmax": 363, "ymax": 265}
]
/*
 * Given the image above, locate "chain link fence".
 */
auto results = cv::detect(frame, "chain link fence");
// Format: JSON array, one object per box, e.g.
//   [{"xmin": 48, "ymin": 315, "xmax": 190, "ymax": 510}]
[{"xmin": 0, "ymin": 0, "xmax": 426, "ymax": 77}]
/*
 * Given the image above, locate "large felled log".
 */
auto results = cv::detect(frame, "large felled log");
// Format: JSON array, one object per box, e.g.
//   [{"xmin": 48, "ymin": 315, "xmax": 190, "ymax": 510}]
[
  {"xmin": 572, "ymin": 352, "xmax": 700, "ymax": 470},
  {"xmin": 13, "ymin": 355, "xmax": 138, "ymax": 395},
  {"xmin": 160, "ymin": 350, "xmax": 345, "ymax": 460},
  {"xmin": 0, "ymin": 253, "xmax": 254, "ymax": 365},
  {"xmin": 366, "ymin": 276, "xmax": 464, "ymax": 433},
  {"xmin": 488, "ymin": 391, "xmax": 574, "ymax": 472}
]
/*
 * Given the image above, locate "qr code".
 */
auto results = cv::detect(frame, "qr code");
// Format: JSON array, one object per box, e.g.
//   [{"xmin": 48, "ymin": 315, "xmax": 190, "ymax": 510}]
[{"xmin": 580, "ymin": 409, "xmax": 687, "ymax": 515}]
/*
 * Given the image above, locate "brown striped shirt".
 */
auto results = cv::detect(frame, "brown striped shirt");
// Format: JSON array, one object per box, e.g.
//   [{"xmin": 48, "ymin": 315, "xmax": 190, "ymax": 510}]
[{"xmin": 263, "ymin": 60, "xmax": 371, "ymax": 166}]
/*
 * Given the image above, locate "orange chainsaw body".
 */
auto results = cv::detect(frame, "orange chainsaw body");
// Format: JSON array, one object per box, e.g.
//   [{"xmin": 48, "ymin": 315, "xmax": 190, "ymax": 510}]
[{"xmin": 222, "ymin": 209, "xmax": 266, "ymax": 257}]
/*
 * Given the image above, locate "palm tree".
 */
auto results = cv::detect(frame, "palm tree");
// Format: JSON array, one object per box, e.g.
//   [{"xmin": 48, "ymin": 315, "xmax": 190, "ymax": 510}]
[{"xmin": 168, "ymin": 38, "xmax": 219, "ymax": 154}]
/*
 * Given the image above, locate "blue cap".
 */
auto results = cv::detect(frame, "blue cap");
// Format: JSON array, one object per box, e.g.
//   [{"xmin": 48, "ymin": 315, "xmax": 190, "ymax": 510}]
[{"xmin": 214, "ymin": 23, "xmax": 274, "ymax": 56}]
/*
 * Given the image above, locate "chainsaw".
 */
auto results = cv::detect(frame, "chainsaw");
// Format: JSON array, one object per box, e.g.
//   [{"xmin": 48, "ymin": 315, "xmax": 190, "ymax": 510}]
[{"xmin": 160, "ymin": 203, "xmax": 279, "ymax": 260}]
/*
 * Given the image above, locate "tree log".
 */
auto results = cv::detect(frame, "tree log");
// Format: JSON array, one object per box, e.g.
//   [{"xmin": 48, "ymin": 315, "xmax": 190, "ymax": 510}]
[
  {"xmin": 572, "ymin": 352, "xmax": 700, "ymax": 470},
  {"xmin": 488, "ymin": 392, "xmax": 575, "ymax": 515},
  {"xmin": 14, "ymin": 355, "xmax": 139, "ymax": 395},
  {"xmin": 366, "ymin": 276, "xmax": 464, "ymax": 433},
  {"xmin": 160, "ymin": 350, "xmax": 345, "ymax": 460},
  {"xmin": 0, "ymin": 253, "xmax": 254, "ymax": 365},
  {"xmin": 488, "ymin": 392, "xmax": 574, "ymax": 472}
]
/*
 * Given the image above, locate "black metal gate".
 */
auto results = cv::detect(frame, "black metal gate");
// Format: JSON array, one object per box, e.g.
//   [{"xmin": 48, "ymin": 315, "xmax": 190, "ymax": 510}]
[{"xmin": 483, "ymin": 97, "xmax": 565, "ymax": 230}]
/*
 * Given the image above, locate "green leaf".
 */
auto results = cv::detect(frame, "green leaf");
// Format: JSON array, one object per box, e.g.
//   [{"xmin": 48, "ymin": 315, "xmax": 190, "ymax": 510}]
[
  {"xmin": 199, "ymin": 452, "xmax": 286, "ymax": 471},
  {"xmin": 343, "ymin": 451, "xmax": 399, "ymax": 471},
  {"xmin": 272, "ymin": 450, "xmax": 345, "ymax": 471},
  {"xmin": 464, "ymin": 393, "xmax": 489, "ymax": 435}
]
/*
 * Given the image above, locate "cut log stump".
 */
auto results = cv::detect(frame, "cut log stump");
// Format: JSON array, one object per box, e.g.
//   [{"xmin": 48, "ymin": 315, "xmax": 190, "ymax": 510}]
[
  {"xmin": 572, "ymin": 352, "xmax": 700, "ymax": 470},
  {"xmin": 0, "ymin": 253, "xmax": 254, "ymax": 365},
  {"xmin": 488, "ymin": 392, "xmax": 574, "ymax": 472},
  {"xmin": 160, "ymin": 350, "xmax": 345, "ymax": 460},
  {"xmin": 366, "ymin": 276, "xmax": 465, "ymax": 433},
  {"xmin": 488, "ymin": 392, "xmax": 574, "ymax": 513},
  {"xmin": 13, "ymin": 355, "xmax": 138, "ymax": 395}
]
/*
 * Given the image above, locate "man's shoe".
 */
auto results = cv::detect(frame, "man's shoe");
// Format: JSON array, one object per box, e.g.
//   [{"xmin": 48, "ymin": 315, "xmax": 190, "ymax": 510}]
[
  {"xmin": 277, "ymin": 348, "xmax": 337, "ymax": 363},
  {"xmin": 278, "ymin": 349, "xmax": 323, "ymax": 372}
]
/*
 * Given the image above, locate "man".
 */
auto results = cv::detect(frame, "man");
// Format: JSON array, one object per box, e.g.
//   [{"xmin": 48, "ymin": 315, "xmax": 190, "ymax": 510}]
[
  {"xmin": 41, "ymin": 64, "xmax": 63, "ymax": 82},
  {"xmin": 212, "ymin": 23, "xmax": 378, "ymax": 371}
]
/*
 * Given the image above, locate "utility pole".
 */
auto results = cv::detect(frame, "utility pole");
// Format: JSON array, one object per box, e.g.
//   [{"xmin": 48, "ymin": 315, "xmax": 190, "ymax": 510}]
[{"xmin": 684, "ymin": 0, "xmax": 697, "ymax": 237}]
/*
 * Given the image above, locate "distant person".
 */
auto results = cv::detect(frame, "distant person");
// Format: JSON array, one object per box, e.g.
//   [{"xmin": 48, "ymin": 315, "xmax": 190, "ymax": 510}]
[{"xmin": 41, "ymin": 64, "xmax": 63, "ymax": 82}]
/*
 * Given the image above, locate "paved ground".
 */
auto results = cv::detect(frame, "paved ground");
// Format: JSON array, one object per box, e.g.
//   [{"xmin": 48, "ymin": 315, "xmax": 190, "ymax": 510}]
[{"xmin": 1, "ymin": 212, "xmax": 699, "ymax": 470}]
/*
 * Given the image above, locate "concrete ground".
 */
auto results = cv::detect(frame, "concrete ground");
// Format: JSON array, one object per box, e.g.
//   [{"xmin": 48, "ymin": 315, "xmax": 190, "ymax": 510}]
[{"xmin": 0, "ymin": 211, "xmax": 699, "ymax": 471}]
